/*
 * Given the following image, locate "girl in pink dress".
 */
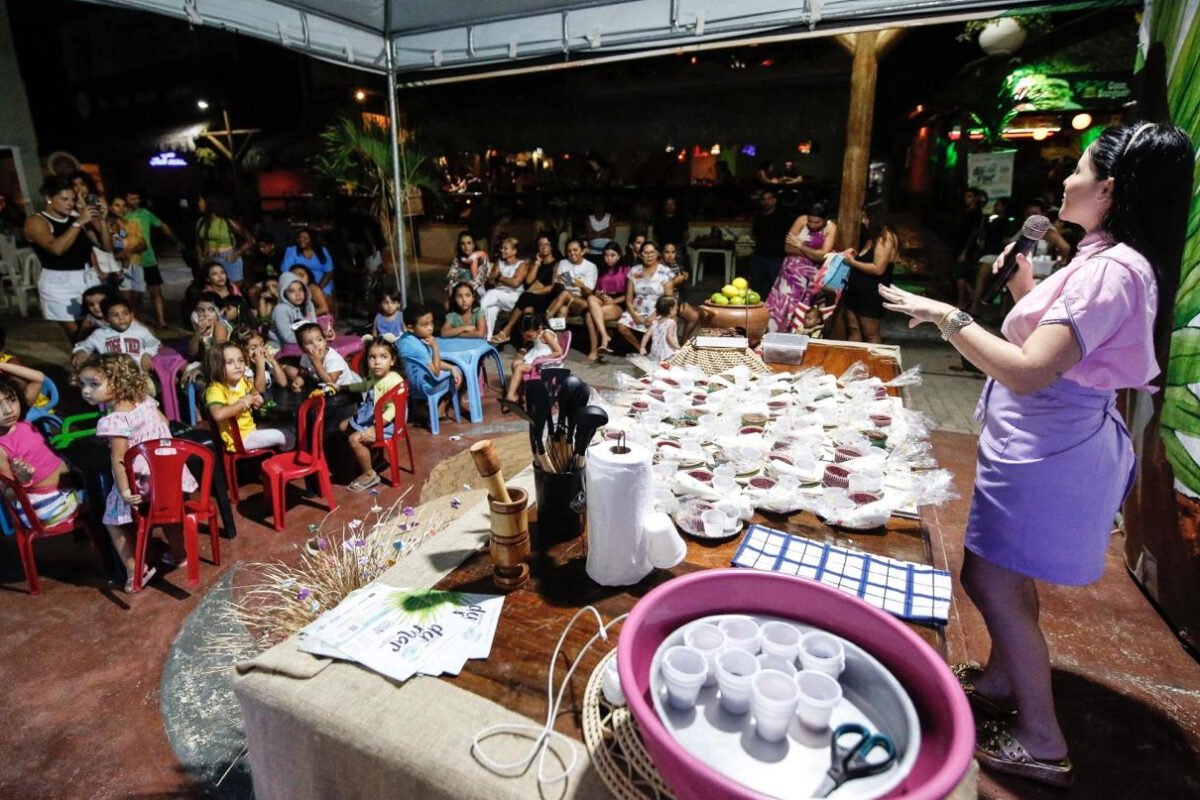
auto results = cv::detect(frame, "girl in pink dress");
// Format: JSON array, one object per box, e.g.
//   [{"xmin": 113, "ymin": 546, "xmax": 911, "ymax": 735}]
[
  {"xmin": 878, "ymin": 122, "xmax": 1194, "ymax": 788},
  {"xmin": 79, "ymin": 353, "xmax": 198, "ymax": 592}
]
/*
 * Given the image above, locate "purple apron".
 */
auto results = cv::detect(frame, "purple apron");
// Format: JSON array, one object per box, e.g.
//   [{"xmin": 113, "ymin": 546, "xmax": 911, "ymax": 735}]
[{"xmin": 964, "ymin": 377, "xmax": 1135, "ymax": 585}]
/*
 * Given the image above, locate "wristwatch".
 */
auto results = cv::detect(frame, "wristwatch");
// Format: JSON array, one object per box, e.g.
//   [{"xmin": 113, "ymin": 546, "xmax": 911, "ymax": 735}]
[{"xmin": 939, "ymin": 310, "xmax": 975, "ymax": 340}]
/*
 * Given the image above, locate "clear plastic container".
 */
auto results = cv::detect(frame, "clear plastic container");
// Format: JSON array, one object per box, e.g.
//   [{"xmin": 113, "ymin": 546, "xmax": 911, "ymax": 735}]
[{"xmin": 762, "ymin": 332, "xmax": 810, "ymax": 365}]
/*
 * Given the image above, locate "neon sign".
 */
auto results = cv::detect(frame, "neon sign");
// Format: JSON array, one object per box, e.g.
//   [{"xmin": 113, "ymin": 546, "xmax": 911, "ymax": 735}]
[{"xmin": 149, "ymin": 151, "xmax": 188, "ymax": 167}]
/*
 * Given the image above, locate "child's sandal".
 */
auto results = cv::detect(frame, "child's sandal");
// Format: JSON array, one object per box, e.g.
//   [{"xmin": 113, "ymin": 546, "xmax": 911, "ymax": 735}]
[{"xmin": 124, "ymin": 566, "xmax": 156, "ymax": 594}]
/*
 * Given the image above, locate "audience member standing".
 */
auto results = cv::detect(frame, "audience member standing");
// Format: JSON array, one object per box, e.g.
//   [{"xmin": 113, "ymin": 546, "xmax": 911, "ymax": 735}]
[
  {"xmin": 26, "ymin": 176, "xmax": 111, "ymax": 341},
  {"xmin": 124, "ymin": 189, "xmax": 184, "ymax": 329},
  {"xmin": 195, "ymin": 194, "xmax": 252, "ymax": 287},
  {"xmin": 749, "ymin": 190, "xmax": 792, "ymax": 298}
]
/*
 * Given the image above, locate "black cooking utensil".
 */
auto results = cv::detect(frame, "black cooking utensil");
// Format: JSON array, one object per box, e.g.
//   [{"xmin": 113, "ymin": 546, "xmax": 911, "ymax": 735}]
[
  {"xmin": 558, "ymin": 376, "xmax": 591, "ymax": 440},
  {"xmin": 524, "ymin": 379, "xmax": 552, "ymax": 471},
  {"xmin": 572, "ymin": 404, "xmax": 609, "ymax": 467}
]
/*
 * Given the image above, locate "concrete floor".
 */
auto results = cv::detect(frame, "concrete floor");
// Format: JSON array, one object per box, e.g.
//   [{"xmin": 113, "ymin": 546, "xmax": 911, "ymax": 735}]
[{"xmin": 1, "ymin": 263, "xmax": 1198, "ymax": 798}]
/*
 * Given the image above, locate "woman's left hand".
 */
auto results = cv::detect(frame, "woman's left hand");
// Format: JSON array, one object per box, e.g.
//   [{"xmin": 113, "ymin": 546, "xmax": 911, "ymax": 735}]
[{"xmin": 878, "ymin": 284, "xmax": 955, "ymax": 329}]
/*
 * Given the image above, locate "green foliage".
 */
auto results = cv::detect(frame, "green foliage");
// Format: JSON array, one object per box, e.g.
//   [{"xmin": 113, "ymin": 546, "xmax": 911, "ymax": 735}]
[{"xmin": 316, "ymin": 116, "xmax": 438, "ymax": 266}]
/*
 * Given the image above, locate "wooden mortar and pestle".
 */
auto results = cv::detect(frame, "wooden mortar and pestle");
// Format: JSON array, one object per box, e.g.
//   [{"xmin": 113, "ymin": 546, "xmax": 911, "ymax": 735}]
[{"xmin": 470, "ymin": 440, "xmax": 530, "ymax": 591}]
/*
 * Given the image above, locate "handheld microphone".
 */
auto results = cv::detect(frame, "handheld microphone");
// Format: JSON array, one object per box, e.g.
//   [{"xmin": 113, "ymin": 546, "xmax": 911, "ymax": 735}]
[{"xmin": 980, "ymin": 214, "xmax": 1051, "ymax": 306}]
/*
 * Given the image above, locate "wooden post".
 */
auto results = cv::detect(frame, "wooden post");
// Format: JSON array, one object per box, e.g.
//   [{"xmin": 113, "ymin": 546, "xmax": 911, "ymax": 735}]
[{"xmin": 835, "ymin": 29, "xmax": 903, "ymax": 249}]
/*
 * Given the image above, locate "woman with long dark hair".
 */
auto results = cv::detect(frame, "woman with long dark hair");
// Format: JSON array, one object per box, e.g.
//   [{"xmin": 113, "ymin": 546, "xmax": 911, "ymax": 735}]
[
  {"xmin": 840, "ymin": 203, "xmax": 897, "ymax": 344},
  {"xmin": 195, "ymin": 194, "xmax": 253, "ymax": 286},
  {"xmin": 879, "ymin": 122, "xmax": 1194, "ymax": 788},
  {"xmin": 766, "ymin": 200, "xmax": 837, "ymax": 333},
  {"xmin": 283, "ymin": 227, "xmax": 336, "ymax": 294}
]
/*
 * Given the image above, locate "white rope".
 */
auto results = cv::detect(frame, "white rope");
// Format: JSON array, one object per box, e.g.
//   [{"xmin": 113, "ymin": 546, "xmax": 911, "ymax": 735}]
[{"xmin": 471, "ymin": 606, "xmax": 628, "ymax": 785}]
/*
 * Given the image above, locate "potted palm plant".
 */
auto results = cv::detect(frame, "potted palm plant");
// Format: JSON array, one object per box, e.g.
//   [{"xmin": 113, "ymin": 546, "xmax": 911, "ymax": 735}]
[{"xmin": 316, "ymin": 116, "xmax": 437, "ymax": 282}]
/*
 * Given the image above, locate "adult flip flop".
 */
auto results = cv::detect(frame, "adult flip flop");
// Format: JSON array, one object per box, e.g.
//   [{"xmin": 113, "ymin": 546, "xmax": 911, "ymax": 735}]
[
  {"xmin": 952, "ymin": 662, "xmax": 1018, "ymax": 719},
  {"xmin": 348, "ymin": 474, "xmax": 382, "ymax": 493},
  {"xmin": 975, "ymin": 720, "xmax": 1074, "ymax": 788}
]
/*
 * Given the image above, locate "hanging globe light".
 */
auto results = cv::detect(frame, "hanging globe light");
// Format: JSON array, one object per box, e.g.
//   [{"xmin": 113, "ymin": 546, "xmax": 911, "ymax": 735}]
[{"xmin": 978, "ymin": 18, "xmax": 1027, "ymax": 56}]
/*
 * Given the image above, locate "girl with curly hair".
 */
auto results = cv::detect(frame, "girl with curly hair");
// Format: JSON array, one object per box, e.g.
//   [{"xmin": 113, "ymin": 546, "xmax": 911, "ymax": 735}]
[{"xmin": 79, "ymin": 353, "xmax": 197, "ymax": 592}]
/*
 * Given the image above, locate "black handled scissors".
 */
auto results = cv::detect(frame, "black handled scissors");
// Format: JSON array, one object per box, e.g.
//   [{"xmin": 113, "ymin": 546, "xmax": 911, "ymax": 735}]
[{"xmin": 812, "ymin": 722, "xmax": 897, "ymax": 798}]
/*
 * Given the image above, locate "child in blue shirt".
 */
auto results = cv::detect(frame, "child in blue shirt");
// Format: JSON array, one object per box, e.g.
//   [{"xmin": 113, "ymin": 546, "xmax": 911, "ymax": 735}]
[{"xmin": 397, "ymin": 303, "xmax": 465, "ymax": 420}]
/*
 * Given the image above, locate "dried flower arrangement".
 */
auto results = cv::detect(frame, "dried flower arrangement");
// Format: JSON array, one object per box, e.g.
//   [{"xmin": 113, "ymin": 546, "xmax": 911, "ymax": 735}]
[{"xmin": 209, "ymin": 486, "xmax": 455, "ymax": 659}]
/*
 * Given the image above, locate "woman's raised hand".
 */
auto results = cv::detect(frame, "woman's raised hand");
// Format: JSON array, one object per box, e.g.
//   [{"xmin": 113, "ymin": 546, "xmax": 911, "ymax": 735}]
[{"xmin": 878, "ymin": 284, "xmax": 954, "ymax": 329}]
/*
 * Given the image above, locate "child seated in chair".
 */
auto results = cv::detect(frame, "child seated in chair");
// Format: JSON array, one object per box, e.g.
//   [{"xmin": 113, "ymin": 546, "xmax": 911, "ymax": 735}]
[
  {"xmin": 75, "ymin": 285, "xmax": 116, "ymax": 344},
  {"xmin": 205, "ymin": 341, "xmax": 295, "ymax": 453},
  {"xmin": 398, "ymin": 303, "xmax": 465, "ymax": 416},
  {"xmin": 337, "ymin": 336, "xmax": 405, "ymax": 492},
  {"xmin": 292, "ymin": 322, "xmax": 361, "ymax": 392},
  {"xmin": 0, "ymin": 362, "xmax": 80, "ymax": 531},
  {"xmin": 71, "ymin": 295, "xmax": 160, "ymax": 373},
  {"xmin": 504, "ymin": 313, "xmax": 561, "ymax": 404}
]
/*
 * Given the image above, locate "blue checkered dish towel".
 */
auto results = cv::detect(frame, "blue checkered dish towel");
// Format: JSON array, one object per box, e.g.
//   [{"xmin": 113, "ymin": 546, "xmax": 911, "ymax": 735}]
[{"xmin": 731, "ymin": 524, "xmax": 952, "ymax": 625}]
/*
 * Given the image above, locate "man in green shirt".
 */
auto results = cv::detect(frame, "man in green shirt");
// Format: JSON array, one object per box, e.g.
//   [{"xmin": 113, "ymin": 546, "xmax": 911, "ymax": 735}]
[{"xmin": 125, "ymin": 189, "xmax": 184, "ymax": 328}]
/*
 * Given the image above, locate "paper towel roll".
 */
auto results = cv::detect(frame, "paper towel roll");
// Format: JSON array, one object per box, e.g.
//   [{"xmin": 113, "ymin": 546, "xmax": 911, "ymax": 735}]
[
  {"xmin": 586, "ymin": 440, "xmax": 654, "ymax": 586},
  {"xmin": 644, "ymin": 511, "xmax": 687, "ymax": 570}
]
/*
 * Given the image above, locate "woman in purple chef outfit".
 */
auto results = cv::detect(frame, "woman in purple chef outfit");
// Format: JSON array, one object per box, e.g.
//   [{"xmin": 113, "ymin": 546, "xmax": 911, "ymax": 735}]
[{"xmin": 878, "ymin": 122, "xmax": 1194, "ymax": 789}]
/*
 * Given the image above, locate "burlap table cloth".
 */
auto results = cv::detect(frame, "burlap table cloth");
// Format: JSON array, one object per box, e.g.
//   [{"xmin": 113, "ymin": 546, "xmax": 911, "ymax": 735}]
[{"xmin": 234, "ymin": 473, "xmax": 610, "ymax": 800}]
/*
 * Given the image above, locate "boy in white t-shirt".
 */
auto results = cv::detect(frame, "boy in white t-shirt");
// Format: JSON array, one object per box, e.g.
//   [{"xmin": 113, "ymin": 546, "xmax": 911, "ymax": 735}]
[
  {"xmin": 295, "ymin": 322, "xmax": 361, "ymax": 391},
  {"xmin": 71, "ymin": 296, "xmax": 160, "ymax": 372}
]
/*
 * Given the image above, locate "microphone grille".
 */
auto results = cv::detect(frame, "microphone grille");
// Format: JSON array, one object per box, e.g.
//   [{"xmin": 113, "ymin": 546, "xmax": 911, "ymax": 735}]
[{"xmin": 1022, "ymin": 214, "xmax": 1052, "ymax": 240}]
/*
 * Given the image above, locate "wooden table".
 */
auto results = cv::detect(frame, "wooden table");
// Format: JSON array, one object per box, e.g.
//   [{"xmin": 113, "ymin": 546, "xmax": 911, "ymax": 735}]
[{"xmin": 436, "ymin": 340, "xmax": 944, "ymax": 743}]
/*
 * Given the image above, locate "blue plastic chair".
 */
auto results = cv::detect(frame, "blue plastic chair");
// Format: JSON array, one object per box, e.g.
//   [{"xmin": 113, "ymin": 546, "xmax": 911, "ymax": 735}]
[
  {"xmin": 402, "ymin": 356, "xmax": 461, "ymax": 435},
  {"xmin": 25, "ymin": 375, "xmax": 61, "ymax": 429}
]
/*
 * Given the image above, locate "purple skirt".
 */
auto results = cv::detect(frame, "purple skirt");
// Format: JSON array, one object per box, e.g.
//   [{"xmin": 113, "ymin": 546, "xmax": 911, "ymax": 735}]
[{"xmin": 964, "ymin": 378, "xmax": 1135, "ymax": 585}]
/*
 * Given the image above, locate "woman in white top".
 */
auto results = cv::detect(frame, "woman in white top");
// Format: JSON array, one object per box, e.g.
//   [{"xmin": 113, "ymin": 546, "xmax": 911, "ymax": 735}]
[
  {"xmin": 479, "ymin": 237, "xmax": 529, "ymax": 341},
  {"xmin": 585, "ymin": 198, "xmax": 617, "ymax": 258}
]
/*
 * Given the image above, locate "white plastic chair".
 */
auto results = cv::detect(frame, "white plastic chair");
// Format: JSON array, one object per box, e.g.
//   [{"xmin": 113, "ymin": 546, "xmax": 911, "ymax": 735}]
[{"xmin": 0, "ymin": 235, "xmax": 41, "ymax": 316}]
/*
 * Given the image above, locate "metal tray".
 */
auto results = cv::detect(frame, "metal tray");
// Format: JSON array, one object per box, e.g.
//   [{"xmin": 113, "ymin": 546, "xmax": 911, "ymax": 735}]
[{"xmin": 649, "ymin": 613, "xmax": 921, "ymax": 799}]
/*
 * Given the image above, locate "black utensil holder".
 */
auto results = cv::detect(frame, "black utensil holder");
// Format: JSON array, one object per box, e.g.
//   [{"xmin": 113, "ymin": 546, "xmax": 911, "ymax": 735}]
[{"xmin": 532, "ymin": 463, "xmax": 586, "ymax": 549}]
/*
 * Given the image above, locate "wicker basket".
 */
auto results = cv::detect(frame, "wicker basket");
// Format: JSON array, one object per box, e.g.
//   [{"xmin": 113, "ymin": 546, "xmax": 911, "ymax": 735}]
[{"xmin": 667, "ymin": 329, "xmax": 772, "ymax": 376}]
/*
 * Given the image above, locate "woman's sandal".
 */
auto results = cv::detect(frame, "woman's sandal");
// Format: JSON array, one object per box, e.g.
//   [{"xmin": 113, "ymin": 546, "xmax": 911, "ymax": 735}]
[
  {"xmin": 489, "ymin": 333, "xmax": 510, "ymax": 346},
  {"xmin": 952, "ymin": 662, "xmax": 1018, "ymax": 719},
  {"xmin": 347, "ymin": 473, "xmax": 382, "ymax": 493},
  {"xmin": 124, "ymin": 566, "xmax": 157, "ymax": 594},
  {"xmin": 975, "ymin": 720, "xmax": 1074, "ymax": 788}
]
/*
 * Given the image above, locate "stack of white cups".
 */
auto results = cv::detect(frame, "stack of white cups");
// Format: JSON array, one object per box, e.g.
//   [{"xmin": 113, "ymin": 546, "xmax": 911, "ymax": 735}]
[{"xmin": 658, "ymin": 617, "xmax": 849, "ymax": 741}]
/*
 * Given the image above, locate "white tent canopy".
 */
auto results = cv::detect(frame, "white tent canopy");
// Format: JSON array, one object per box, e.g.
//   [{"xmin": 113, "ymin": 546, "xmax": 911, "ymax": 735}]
[
  {"xmin": 75, "ymin": 0, "xmax": 1052, "ymax": 303},
  {"xmin": 79, "ymin": 0, "xmax": 1051, "ymax": 75}
]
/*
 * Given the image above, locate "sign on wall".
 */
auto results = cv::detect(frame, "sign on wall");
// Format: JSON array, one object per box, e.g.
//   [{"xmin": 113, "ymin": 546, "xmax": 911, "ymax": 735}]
[{"xmin": 966, "ymin": 150, "xmax": 1016, "ymax": 199}]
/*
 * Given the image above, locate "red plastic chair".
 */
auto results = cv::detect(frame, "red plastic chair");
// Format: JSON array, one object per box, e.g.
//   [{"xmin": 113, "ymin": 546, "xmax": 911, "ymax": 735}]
[
  {"xmin": 218, "ymin": 411, "xmax": 278, "ymax": 501},
  {"xmin": 125, "ymin": 438, "xmax": 221, "ymax": 591},
  {"xmin": 261, "ymin": 394, "xmax": 337, "ymax": 531},
  {"xmin": 521, "ymin": 331, "xmax": 572, "ymax": 382},
  {"xmin": 0, "ymin": 474, "xmax": 98, "ymax": 596},
  {"xmin": 369, "ymin": 380, "xmax": 415, "ymax": 486}
]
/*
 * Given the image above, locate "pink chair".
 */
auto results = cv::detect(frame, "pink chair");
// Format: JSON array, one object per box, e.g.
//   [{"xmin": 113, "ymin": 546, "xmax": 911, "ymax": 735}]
[{"xmin": 521, "ymin": 331, "xmax": 571, "ymax": 382}]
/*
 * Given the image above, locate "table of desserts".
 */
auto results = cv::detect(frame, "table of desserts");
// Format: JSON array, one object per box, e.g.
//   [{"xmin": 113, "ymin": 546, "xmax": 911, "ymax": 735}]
[{"xmin": 234, "ymin": 341, "xmax": 959, "ymax": 800}]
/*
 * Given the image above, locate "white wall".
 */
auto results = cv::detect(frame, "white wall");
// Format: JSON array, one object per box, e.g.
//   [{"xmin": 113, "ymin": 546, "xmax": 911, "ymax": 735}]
[{"xmin": 0, "ymin": 0, "xmax": 43, "ymax": 213}]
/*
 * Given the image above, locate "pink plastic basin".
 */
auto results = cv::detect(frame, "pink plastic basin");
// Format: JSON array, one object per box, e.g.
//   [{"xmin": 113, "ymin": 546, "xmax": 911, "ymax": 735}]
[{"xmin": 618, "ymin": 569, "xmax": 974, "ymax": 800}]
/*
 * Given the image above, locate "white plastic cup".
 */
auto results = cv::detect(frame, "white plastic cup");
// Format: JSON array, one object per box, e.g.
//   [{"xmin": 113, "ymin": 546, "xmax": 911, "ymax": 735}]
[
  {"xmin": 799, "ymin": 632, "xmax": 847, "ymax": 679},
  {"xmin": 751, "ymin": 670, "xmax": 800, "ymax": 742},
  {"xmin": 652, "ymin": 461, "xmax": 678, "ymax": 483},
  {"xmin": 682, "ymin": 622, "xmax": 727, "ymax": 687},
  {"xmin": 759, "ymin": 621, "xmax": 803, "ymax": 662},
  {"xmin": 848, "ymin": 470, "xmax": 884, "ymax": 494},
  {"xmin": 700, "ymin": 509, "xmax": 728, "ymax": 538},
  {"xmin": 715, "ymin": 499, "xmax": 746, "ymax": 524},
  {"xmin": 717, "ymin": 615, "xmax": 761, "ymax": 654},
  {"xmin": 712, "ymin": 475, "xmax": 737, "ymax": 494},
  {"xmin": 602, "ymin": 655, "xmax": 626, "ymax": 706},
  {"xmin": 756, "ymin": 652, "xmax": 798, "ymax": 678},
  {"xmin": 715, "ymin": 647, "xmax": 760, "ymax": 715},
  {"xmin": 660, "ymin": 646, "xmax": 709, "ymax": 710},
  {"xmin": 794, "ymin": 669, "xmax": 844, "ymax": 730},
  {"xmin": 680, "ymin": 441, "xmax": 705, "ymax": 463}
]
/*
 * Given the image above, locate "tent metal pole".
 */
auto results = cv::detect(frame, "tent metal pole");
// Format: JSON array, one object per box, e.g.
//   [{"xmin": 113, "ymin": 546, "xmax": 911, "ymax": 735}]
[{"xmin": 385, "ymin": 39, "xmax": 408, "ymax": 306}]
